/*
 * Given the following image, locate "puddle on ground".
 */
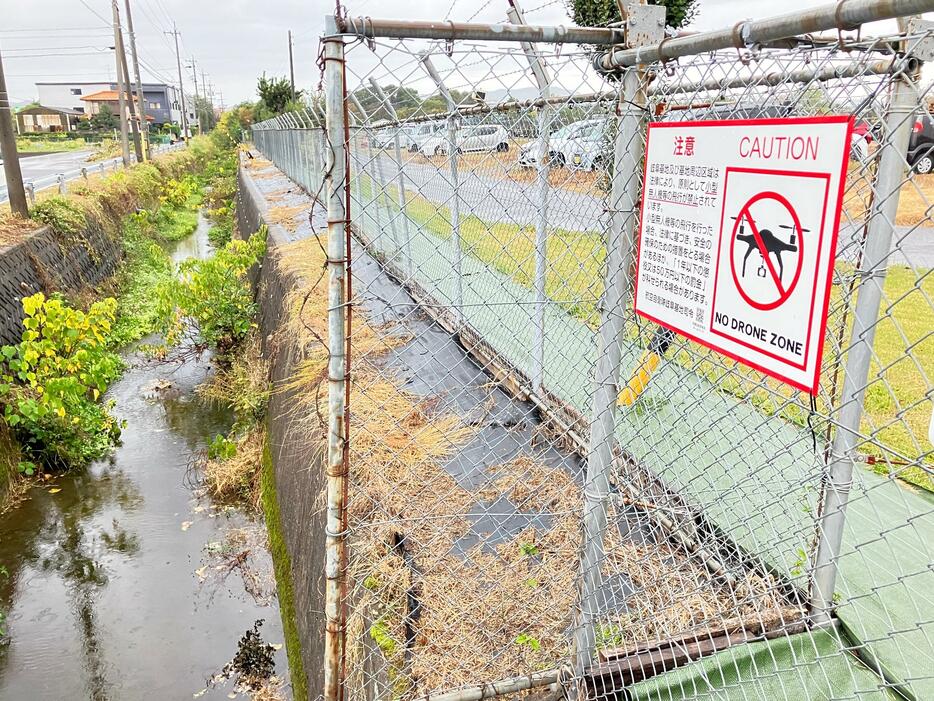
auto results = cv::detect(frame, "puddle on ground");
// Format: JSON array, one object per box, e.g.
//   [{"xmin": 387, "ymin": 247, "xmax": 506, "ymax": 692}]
[{"xmin": 0, "ymin": 221, "xmax": 288, "ymax": 700}]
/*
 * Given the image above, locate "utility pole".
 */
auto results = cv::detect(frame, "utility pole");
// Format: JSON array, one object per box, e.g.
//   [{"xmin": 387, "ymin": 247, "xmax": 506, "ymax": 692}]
[
  {"xmin": 217, "ymin": 89, "xmax": 225, "ymax": 111},
  {"xmin": 201, "ymin": 69, "xmax": 210, "ymax": 130},
  {"xmin": 288, "ymin": 30, "xmax": 296, "ymax": 100},
  {"xmin": 115, "ymin": 3, "xmax": 143, "ymax": 163},
  {"xmin": 188, "ymin": 59, "xmax": 201, "ymax": 135},
  {"xmin": 0, "ymin": 44, "xmax": 28, "ymax": 216},
  {"xmin": 112, "ymin": 0, "xmax": 131, "ymax": 165},
  {"xmin": 124, "ymin": 0, "xmax": 149, "ymax": 160},
  {"xmin": 166, "ymin": 24, "xmax": 189, "ymax": 143}
]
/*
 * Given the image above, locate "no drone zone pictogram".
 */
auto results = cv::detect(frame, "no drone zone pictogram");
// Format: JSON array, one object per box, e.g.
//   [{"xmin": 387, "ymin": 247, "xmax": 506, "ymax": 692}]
[
  {"xmin": 728, "ymin": 190, "xmax": 804, "ymax": 311},
  {"xmin": 633, "ymin": 116, "xmax": 852, "ymax": 394}
]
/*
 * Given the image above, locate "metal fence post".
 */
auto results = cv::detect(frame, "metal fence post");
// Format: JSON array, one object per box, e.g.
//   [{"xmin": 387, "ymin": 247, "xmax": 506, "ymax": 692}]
[
  {"xmin": 809, "ymin": 59, "xmax": 918, "ymax": 626},
  {"xmin": 370, "ymin": 78, "xmax": 413, "ymax": 278},
  {"xmin": 323, "ymin": 17, "xmax": 349, "ymax": 701},
  {"xmin": 508, "ymin": 0, "xmax": 552, "ymax": 392},
  {"xmin": 421, "ymin": 53, "xmax": 464, "ymax": 326},
  {"xmin": 573, "ymin": 62, "xmax": 649, "ymax": 674}
]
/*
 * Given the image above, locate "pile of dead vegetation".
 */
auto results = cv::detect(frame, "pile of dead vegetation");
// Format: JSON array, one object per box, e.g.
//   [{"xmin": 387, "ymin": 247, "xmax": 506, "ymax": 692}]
[{"xmin": 270, "ymin": 234, "xmax": 786, "ymax": 699}]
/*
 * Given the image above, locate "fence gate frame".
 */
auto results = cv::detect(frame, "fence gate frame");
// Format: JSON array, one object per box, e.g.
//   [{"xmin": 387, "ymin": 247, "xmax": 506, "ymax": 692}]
[{"xmin": 310, "ymin": 3, "xmax": 934, "ymax": 700}]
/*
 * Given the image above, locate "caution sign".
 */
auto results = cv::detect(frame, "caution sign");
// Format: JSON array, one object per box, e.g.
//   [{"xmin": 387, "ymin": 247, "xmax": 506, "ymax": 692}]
[{"xmin": 634, "ymin": 117, "xmax": 852, "ymax": 394}]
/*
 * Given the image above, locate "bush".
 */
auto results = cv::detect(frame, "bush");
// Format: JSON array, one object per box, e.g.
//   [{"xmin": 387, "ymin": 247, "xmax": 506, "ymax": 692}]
[
  {"xmin": 30, "ymin": 197, "xmax": 89, "ymax": 238},
  {"xmin": 0, "ymin": 294, "xmax": 124, "ymax": 469},
  {"xmin": 156, "ymin": 228, "xmax": 267, "ymax": 356}
]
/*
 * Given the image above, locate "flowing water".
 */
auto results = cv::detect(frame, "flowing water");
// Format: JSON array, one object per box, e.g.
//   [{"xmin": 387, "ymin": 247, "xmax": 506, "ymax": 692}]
[{"xmin": 0, "ymin": 215, "xmax": 288, "ymax": 699}]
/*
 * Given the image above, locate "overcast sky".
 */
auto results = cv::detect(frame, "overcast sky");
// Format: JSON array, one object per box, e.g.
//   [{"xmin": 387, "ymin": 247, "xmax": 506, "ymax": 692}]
[{"xmin": 0, "ymin": 0, "xmax": 923, "ymax": 107}]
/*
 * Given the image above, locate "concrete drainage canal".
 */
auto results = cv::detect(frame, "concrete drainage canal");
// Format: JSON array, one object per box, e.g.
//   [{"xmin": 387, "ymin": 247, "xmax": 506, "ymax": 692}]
[{"xmin": 0, "ymin": 215, "xmax": 289, "ymax": 700}]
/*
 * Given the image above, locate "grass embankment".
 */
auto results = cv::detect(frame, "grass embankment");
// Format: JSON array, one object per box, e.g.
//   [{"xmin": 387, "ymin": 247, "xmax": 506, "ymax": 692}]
[{"xmin": 361, "ymin": 174, "xmax": 933, "ymax": 491}]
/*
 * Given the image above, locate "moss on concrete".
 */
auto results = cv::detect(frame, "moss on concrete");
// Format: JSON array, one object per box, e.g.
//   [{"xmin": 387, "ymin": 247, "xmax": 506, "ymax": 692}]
[{"xmin": 260, "ymin": 437, "xmax": 309, "ymax": 701}]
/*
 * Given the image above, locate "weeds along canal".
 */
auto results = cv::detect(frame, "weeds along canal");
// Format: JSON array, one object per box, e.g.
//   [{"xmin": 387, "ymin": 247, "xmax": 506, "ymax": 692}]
[{"xmin": 0, "ymin": 214, "xmax": 289, "ymax": 700}]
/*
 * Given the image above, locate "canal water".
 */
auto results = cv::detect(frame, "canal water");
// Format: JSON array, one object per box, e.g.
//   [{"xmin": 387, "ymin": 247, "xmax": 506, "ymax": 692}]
[{"xmin": 0, "ymin": 214, "xmax": 289, "ymax": 699}]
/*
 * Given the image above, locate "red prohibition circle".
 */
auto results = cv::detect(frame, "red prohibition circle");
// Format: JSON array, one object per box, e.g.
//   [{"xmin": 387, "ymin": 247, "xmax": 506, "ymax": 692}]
[{"xmin": 728, "ymin": 190, "xmax": 804, "ymax": 311}]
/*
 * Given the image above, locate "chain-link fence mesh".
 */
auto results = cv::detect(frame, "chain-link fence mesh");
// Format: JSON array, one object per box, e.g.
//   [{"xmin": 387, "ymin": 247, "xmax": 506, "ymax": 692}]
[{"xmin": 251, "ymin": 9, "xmax": 934, "ymax": 701}]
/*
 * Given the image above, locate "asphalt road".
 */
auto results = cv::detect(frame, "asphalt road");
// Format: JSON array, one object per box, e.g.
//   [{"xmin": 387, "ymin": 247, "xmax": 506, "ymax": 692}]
[
  {"xmin": 0, "ymin": 150, "xmax": 94, "ymax": 190},
  {"xmin": 365, "ymin": 149, "xmax": 934, "ymax": 269}
]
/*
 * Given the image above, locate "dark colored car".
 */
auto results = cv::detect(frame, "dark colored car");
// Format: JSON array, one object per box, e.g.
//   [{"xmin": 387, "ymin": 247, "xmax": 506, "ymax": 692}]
[{"xmin": 909, "ymin": 113, "xmax": 934, "ymax": 173}]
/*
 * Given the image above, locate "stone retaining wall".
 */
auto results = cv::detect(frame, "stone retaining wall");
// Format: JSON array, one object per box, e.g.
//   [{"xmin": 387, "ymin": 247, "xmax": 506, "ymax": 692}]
[{"xmin": 0, "ymin": 224, "xmax": 122, "ymax": 347}]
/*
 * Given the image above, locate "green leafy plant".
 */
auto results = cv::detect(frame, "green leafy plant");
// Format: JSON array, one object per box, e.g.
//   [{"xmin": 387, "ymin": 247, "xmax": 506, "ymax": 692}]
[
  {"xmin": 0, "ymin": 293, "xmax": 124, "ymax": 468},
  {"xmin": 790, "ymin": 547, "xmax": 808, "ymax": 577},
  {"xmin": 514, "ymin": 633, "xmax": 541, "ymax": 651},
  {"xmin": 519, "ymin": 541, "xmax": 540, "ymax": 557},
  {"xmin": 17, "ymin": 460, "xmax": 36, "ymax": 476},
  {"xmin": 208, "ymin": 434, "xmax": 238, "ymax": 460},
  {"xmin": 567, "ymin": 0, "xmax": 699, "ymax": 31},
  {"xmin": 156, "ymin": 229, "xmax": 267, "ymax": 357}
]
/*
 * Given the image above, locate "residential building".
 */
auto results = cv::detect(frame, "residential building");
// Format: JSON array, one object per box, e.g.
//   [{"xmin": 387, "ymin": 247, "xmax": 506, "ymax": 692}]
[
  {"xmin": 15, "ymin": 105, "xmax": 83, "ymax": 133},
  {"xmin": 36, "ymin": 81, "xmax": 183, "ymax": 126}
]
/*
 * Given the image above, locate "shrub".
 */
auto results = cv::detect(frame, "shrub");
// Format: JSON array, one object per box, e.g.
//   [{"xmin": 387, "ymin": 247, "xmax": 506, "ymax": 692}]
[
  {"xmin": 30, "ymin": 197, "xmax": 89, "ymax": 238},
  {"xmin": 0, "ymin": 293, "xmax": 124, "ymax": 469},
  {"xmin": 156, "ymin": 228, "xmax": 267, "ymax": 356}
]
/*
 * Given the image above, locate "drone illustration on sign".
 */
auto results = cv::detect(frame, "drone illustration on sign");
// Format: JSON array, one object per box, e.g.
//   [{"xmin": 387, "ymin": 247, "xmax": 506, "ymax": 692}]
[{"xmin": 730, "ymin": 214, "xmax": 805, "ymax": 281}]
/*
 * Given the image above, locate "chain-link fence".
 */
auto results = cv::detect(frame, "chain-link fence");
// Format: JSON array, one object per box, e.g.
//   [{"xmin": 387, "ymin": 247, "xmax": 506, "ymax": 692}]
[{"xmin": 251, "ymin": 3, "xmax": 934, "ymax": 699}]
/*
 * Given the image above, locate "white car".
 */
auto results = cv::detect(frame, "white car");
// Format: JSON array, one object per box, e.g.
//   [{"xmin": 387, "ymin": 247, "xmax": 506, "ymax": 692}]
[
  {"xmin": 565, "ymin": 119, "xmax": 610, "ymax": 171},
  {"xmin": 408, "ymin": 123, "xmax": 445, "ymax": 153},
  {"xmin": 517, "ymin": 118, "xmax": 604, "ymax": 168},
  {"xmin": 422, "ymin": 124, "xmax": 510, "ymax": 156}
]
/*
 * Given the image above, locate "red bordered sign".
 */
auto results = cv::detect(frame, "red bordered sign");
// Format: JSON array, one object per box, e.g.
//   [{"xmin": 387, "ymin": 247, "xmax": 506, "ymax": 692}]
[{"xmin": 633, "ymin": 116, "xmax": 853, "ymax": 394}]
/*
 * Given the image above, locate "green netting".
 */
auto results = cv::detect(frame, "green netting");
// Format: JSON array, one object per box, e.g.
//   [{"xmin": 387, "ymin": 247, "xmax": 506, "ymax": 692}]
[{"xmin": 627, "ymin": 625, "xmax": 898, "ymax": 701}]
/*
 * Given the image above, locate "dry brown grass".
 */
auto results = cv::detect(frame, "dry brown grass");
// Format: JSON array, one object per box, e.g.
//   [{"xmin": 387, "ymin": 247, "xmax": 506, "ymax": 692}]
[
  {"xmin": 0, "ymin": 213, "xmax": 39, "ymax": 249},
  {"xmin": 395, "ymin": 147, "xmax": 604, "ymax": 197},
  {"xmin": 274, "ymin": 237, "xmax": 411, "ymax": 398},
  {"xmin": 202, "ymin": 427, "xmax": 266, "ymax": 509},
  {"xmin": 266, "ymin": 181, "xmax": 781, "ymax": 699},
  {"xmin": 266, "ymin": 204, "xmax": 307, "ymax": 233}
]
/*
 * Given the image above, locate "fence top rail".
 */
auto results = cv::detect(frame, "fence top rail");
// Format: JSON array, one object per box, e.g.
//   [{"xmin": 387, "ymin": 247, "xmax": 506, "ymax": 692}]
[
  {"xmin": 333, "ymin": 16, "xmax": 626, "ymax": 45},
  {"xmin": 597, "ymin": 0, "xmax": 934, "ymax": 70}
]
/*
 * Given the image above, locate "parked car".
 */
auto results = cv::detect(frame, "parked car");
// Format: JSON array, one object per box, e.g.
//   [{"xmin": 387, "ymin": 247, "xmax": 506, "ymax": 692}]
[
  {"xmin": 422, "ymin": 124, "xmax": 510, "ymax": 156},
  {"xmin": 517, "ymin": 118, "xmax": 603, "ymax": 168},
  {"xmin": 408, "ymin": 123, "xmax": 445, "ymax": 153},
  {"xmin": 909, "ymin": 113, "xmax": 934, "ymax": 173},
  {"xmin": 565, "ymin": 119, "xmax": 611, "ymax": 171}
]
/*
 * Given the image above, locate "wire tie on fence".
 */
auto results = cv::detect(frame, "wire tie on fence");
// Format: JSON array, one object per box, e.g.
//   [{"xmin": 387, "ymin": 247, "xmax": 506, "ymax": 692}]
[{"xmin": 834, "ymin": 0, "xmax": 861, "ymax": 50}]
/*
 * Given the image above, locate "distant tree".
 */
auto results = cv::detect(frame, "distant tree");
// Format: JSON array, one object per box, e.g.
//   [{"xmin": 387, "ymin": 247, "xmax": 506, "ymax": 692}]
[
  {"xmin": 15, "ymin": 101, "xmax": 41, "ymax": 112},
  {"xmin": 419, "ymin": 89, "xmax": 474, "ymax": 115},
  {"xmin": 567, "ymin": 0, "xmax": 698, "ymax": 30},
  {"xmin": 256, "ymin": 73, "xmax": 302, "ymax": 115},
  {"xmin": 90, "ymin": 104, "xmax": 118, "ymax": 131}
]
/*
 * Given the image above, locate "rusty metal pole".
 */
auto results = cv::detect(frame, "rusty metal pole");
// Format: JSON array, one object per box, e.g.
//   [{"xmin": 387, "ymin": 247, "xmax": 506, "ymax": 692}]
[{"xmin": 323, "ymin": 17, "xmax": 349, "ymax": 701}]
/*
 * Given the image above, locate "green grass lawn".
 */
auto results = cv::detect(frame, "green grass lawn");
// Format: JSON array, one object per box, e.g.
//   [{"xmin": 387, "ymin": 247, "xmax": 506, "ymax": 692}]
[
  {"xmin": 15, "ymin": 137, "xmax": 92, "ymax": 153},
  {"xmin": 357, "ymin": 175, "xmax": 933, "ymax": 492}
]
